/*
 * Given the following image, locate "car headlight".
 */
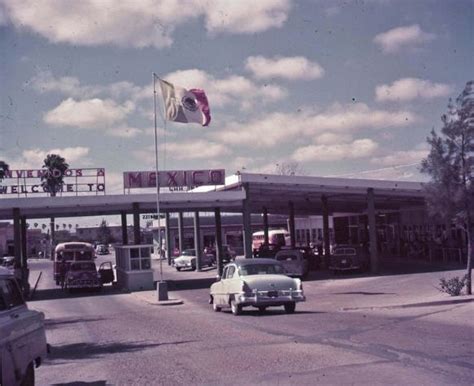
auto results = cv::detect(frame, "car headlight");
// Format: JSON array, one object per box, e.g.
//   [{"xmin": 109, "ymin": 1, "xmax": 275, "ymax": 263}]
[{"xmin": 294, "ymin": 278, "xmax": 303, "ymax": 291}]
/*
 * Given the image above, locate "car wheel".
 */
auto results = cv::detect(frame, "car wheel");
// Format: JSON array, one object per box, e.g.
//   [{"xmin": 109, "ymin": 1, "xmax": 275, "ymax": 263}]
[
  {"xmin": 20, "ymin": 362, "xmax": 35, "ymax": 386},
  {"xmin": 258, "ymin": 306, "xmax": 266, "ymax": 314},
  {"xmin": 230, "ymin": 300, "xmax": 242, "ymax": 316},
  {"xmin": 284, "ymin": 302, "xmax": 296, "ymax": 314},
  {"xmin": 176, "ymin": 267, "xmax": 181, "ymax": 271},
  {"xmin": 213, "ymin": 302, "xmax": 222, "ymax": 312}
]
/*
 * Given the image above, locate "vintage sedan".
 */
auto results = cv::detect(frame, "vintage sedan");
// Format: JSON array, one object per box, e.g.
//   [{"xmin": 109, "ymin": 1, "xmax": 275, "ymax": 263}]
[
  {"xmin": 173, "ymin": 249, "xmax": 215, "ymax": 271},
  {"xmin": 274, "ymin": 249, "xmax": 309, "ymax": 279},
  {"xmin": 209, "ymin": 258, "xmax": 305, "ymax": 315},
  {"xmin": 329, "ymin": 245, "xmax": 370, "ymax": 273}
]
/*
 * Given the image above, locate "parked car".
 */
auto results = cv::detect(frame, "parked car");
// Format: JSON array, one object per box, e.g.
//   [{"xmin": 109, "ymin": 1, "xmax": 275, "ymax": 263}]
[
  {"xmin": 209, "ymin": 258, "xmax": 305, "ymax": 315},
  {"xmin": 95, "ymin": 244, "xmax": 109, "ymax": 255},
  {"xmin": 1, "ymin": 255, "xmax": 15, "ymax": 269},
  {"xmin": 329, "ymin": 244, "xmax": 369, "ymax": 273},
  {"xmin": 65, "ymin": 260, "xmax": 113, "ymax": 291},
  {"xmin": 255, "ymin": 243, "xmax": 282, "ymax": 258},
  {"xmin": 173, "ymin": 249, "xmax": 215, "ymax": 271},
  {"xmin": 0, "ymin": 267, "xmax": 48, "ymax": 385},
  {"xmin": 274, "ymin": 249, "xmax": 309, "ymax": 279},
  {"xmin": 203, "ymin": 245, "xmax": 237, "ymax": 264}
]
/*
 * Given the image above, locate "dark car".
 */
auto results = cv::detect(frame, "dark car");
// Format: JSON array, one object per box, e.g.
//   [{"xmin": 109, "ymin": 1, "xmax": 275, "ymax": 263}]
[
  {"xmin": 256, "ymin": 243, "xmax": 282, "ymax": 258},
  {"xmin": 204, "ymin": 245, "xmax": 237, "ymax": 264},
  {"xmin": 329, "ymin": 245, "xmax": 369, "ymax": 273}
]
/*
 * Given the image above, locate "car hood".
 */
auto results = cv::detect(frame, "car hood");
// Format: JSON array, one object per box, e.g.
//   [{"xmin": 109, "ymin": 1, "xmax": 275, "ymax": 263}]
[{"xmin": 242, "ymin": 274, "xmax": 298, "ymax": 291}]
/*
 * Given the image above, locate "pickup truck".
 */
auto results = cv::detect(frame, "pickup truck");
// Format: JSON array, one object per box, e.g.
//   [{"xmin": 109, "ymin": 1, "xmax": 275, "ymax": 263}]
[{"xmin": 0, "ymin": 267, "xmax": 48, "ymax": 385}]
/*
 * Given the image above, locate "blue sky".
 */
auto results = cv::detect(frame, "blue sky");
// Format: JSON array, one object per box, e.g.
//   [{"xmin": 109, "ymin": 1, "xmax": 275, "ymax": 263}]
[{"xmin": 1, "ymin": 0, "xmax": 473, "ymax": 200}]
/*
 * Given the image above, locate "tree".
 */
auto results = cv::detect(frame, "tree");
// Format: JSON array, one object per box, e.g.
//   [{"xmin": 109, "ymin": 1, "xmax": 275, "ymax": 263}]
[
  {"xmin": 421, "ymin": 80, "xmax": 474, "ymax": 294},
  {"xmin": 97, "ymin": 219, "xmax": 112, "ymax": 245},
  {"xmin": 0, "ymin": 160, "xmax": 9, "ymax": 181},
  {"xmin": 41, "ymin": 154, "xmax": 69, "ymax": 197},
  {"xmin": 275, "ymin": 162, "xmax": 306, "ymax": 176}
]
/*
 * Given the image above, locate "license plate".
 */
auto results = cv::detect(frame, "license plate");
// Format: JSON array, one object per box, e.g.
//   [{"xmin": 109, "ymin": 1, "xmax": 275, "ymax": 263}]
[{"xmin": 267, "ymin": 291, "xmax": 278, "ymax": 298}]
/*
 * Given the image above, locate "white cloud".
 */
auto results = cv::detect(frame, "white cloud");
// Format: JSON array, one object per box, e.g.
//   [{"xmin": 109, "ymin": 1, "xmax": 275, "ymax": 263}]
[
  {"xmin": 374, "ymin": 24, "xmax": 435, "ymax": 53},
  {"xmin": 3, "ymin": 0, "xmax": 291, "ymax": 48},
  {"xmin": 44, "ymin": 98, "xmax": 135, "ymax": 129},
  {"xmin": 106, "ymin": 127, "xmax": 144, "ymax": 138},
  {"xmin": 213, "ymin": 103, "xmax": 419, "ymax": 148},
  {"xmin": 163, "ymin": 140, "xmax": 231, "ymax": 160},
  {"xmin": 205, "ymin": 0, "xmax": 291, "ymax": 34},
  {"xmin": 292, "ymin": 139, "xmax": 378, "ymax": 162},
  {"xmin": 314, "ymin": 132, "xmax": 353, "ymax": 145},
  {"xmin": 370, "ymin": 143, "xmax": 429, "ymax": 166},
  {"xmin": 163, "ymin": 69, "xmax": 287, "ymax": 110},
  {"xmin": 11, "ymin": 147, "xmax": 90, "ymax": 169},
  {"xmin": 376, "ymin": 78, "xmax": 453, "ymax": 102},
  {"xmin": 245, "ymin": 55, "xmax": 325, "ymax": 80}
]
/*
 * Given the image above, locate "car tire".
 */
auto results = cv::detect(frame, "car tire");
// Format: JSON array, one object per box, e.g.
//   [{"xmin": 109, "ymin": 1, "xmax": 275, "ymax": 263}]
[
  {"xmin": 20, "ymin": 362, "xmax": 35, "ymax": 386},
  {"xmin": 284, "ymin": 302, "xmax": 296, "ymax": 314},
  {"xmin": 230, "ymin": 300, "xmax": 242, "ymax": 316},
  {"xmin": 176, "ymin": 267, "xmax": 181, "ymax": 271},
  {"xmin": 213, "ymin": 302, "xmax": 222, "ymax": 312}
]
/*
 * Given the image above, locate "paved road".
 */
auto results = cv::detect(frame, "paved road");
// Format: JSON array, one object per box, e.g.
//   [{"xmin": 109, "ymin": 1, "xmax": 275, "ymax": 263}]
[{"xmin": 27, "ymin": 254, "xmax": 473, "ymax": 385}]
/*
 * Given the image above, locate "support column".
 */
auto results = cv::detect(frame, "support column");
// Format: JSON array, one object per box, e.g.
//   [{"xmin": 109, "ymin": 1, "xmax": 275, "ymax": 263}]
[
  {"xmin": 13, "ymin": 208, "xmax": 21, "ymax": 269},
  {"xmin": 20, "ymin": 217, "xmax": 27, "ymax": 267},
  {"xmin": 178, "ymin": 211, "xmax": 184, "ymax": 254},
  {"xmin": 322, "ymin": 195, "xmax": 330, "ymax": 268},
  {"xmin": 289, "ymin": 201, "xmax": 295, "ymax": 248},
  {"xmin": 367, "ymin": 188, "xmax": 379, "ymax": 273},
  {"xmin": 165, "ymin": 212, "xmax": 172, "ymax": 265},
  {"xmin": 193, "ymin": 211, "xmax": 202, "ymax": 271},
  {"xmin": 242, "ymin": 184, "xmax": 253, "ymax": 258},
  {"xmin": 133, "ymin": 202, "xmax": 141, "ymax": 245},
  {"xmin": 215, "ymin": 208, "xmax": 224, "ymax": 276},
  {"xmin": 121, "ymin": 211, "xmax": 128, "ymax": 245},
  {"xmin": 263, "ymin": 207, "xmax": 269, "ymax": 245},
  {"xmin": 50, "ymin": 217, "xmax": 55, "ymax": 260}
]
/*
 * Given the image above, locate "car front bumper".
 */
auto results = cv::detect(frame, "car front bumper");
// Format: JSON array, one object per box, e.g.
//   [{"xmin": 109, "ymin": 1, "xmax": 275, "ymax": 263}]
[
  {"xmin": 67, "ymin": 279, "xmax": 102, "ymax": 288},
  {"xmin": 235, "ymin": 289, "xmax": 305, "ymax": 306}
]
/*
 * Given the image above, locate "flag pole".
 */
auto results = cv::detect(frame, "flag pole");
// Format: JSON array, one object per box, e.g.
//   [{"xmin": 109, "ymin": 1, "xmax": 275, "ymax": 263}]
[{"xmin": 153, "ymin": 73, "xmax": 168, "ymax": 301}]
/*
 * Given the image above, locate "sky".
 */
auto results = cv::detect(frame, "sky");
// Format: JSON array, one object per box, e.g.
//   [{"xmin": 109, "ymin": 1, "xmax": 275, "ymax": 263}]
[{"xmin": 0, "ymin": 0, "xmax": 473, "ymax": 227}]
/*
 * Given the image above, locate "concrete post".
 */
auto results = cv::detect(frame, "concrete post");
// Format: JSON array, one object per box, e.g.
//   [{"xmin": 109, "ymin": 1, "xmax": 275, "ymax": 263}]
[
  {"xmin": 13, "ymin": 208, "xmax": 21, "ymax": 269},
  {"xmin": 165, "ymin": 212, "xmax": 172, "ymax": 265},
  {"xmin": 242, "ymin": 183, "xmax": 253, "ymax": 258},
  {"xmin": 178, "ymin": 211, "xmax": 184, "ymax": 254},
  {"xmin": 50, "ymin": 217, "xmax": 55, "ymax": 260},
  {"xmin": 121, "ymin": 211, "xmax": 128, "ymax": 245},
  {"xmin": 215, "ymin": 208, "xmax": 223, "ymax": 276},
  {"xmin": 289, "ymin": 201, "xmax": 296, "ymax": 248},
  {"xmin": 20, "ymin": 216, "xmax": 27, "ymax": 267},
  {"xmin": 263, "ymin": 207, "xmax": 269, "ymax": 245},
  {"xmin": 193, "ymin": 211, "xmax": 202, "ymax": 271},
  {"xmin": 133, "ymin": 203, "xmax": 140, "ymax": 245},
  {"xmin": 367, "ymin": 188, "xmax": 379, "ymax": 273},
  {"xmin": 322, "ymin": 195, "xmax": 330, "ymax": 268}
]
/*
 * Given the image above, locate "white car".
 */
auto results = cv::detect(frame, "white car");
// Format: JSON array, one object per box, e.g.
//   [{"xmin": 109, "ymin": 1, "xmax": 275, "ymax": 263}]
[
  {"xmin": 274, "ymin": 249, "xmax": 309, "ymax": 279},
  {"xmin": 209, "ymin": 258, "xmax": 305, "ymax": 315},
  {"xmin": 173, "ymin": 249, "xmax": 215, "ymax": 271},
  {"xmin": 0, "ymin": 267, "xmax": 48, "ymax": 385}
]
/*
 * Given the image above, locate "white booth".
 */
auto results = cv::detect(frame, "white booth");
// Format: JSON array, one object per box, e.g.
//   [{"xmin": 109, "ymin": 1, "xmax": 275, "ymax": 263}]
[{"xmin": 114, "ymin": 244, "xmax": 154, "ymax": 291}]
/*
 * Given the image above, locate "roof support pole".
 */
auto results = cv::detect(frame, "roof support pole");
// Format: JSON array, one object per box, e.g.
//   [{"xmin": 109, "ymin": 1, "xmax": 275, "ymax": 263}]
[
  {"xmin": 263, "ymin": 206, "xmax": 269, "ymax": 245},
  {"xmin": 178, "ymin": 211, "xmax": 184, "ymax": 254},
  {"xmin": 289, "ymin": 201, "xmax": 296, "ymax": 248},
  {"xmin": 165, "ymin": 212, "xmax": 172, "ymax": 266},
  {"xmin": 214, "ymin": 207, "xmax": 223, "ymax": 276},
  {"xmin": 322, "ymin": 195, "xmax": 330, "ymax": 268},
  {"xmin": 20, "ymin": 216, "xmax": 27, "ymax": 267},
  {"xmin": 13, "ymin": 208, "xmax": 21, "ymax": 269},
  {"xmin": 242, "ymin": 183, "xmax": 253, "ymax": 258},
  {"xmin": 50, "ymin": 217, "xmax": 55, "ymax": 260},
  {"xmin": 193, "ymin": 211, "xmax": 202, "ymax": 271},
  {"xmin": 133, "ymin": 202, "xmax": 141, "ymax": 245},
  {"xmin": 121, "ymin": 211, "xmax": 128, "ymax": 245},
  {"xmin": 367, "ymin": 188, "xmax": 379, "ymax": 273}
]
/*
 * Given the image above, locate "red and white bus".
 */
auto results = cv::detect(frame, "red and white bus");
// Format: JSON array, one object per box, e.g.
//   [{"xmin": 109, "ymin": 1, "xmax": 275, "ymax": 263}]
[{"xmin": 252, "ymin": 229, "xmax": 290, "ymax": 252}]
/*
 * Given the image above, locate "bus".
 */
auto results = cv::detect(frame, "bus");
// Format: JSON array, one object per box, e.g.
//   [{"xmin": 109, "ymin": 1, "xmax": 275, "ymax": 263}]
[
  {"xmin": 54, "ymin": 242, "xmax": 96, "ymax": 285},
  {"xmin": 252, "ymin": 229, "xmax": 290, "ymax": 252}
]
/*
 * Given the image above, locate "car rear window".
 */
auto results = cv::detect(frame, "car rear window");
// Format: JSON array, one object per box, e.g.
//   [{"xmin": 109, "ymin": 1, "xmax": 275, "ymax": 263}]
[{"xmin": 333, "ymin": 248, "xmax": 356, "ymax": 255}]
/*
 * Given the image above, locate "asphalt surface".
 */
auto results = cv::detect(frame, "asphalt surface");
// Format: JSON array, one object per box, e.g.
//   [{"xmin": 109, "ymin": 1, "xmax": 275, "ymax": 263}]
[{"xmin": 26, "ymin": 253, "xmax": 473, "ymax": 385}]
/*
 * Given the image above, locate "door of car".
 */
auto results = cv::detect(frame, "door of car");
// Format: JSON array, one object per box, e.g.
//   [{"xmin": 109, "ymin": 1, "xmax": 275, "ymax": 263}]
[
  {"xmin": 98, "ymin": 262, "xmax": 114, "ymax": 284},
  {"xmin": 212, "ymin": 266, "xmax": 227, "ymax": 306},
  {"xmin": 276, "ymin": 251, "xmax": 302, "ymax": 275},
  {"xmin": 218, "ymin": 265, "xmax": 237, "ymax": 306}
]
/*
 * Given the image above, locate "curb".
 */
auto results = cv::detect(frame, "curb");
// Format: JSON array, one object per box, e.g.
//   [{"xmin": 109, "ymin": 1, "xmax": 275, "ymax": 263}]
[
  {"xmin": 341, "ymin": 297, "xmax": 473, "ymax": 311},
  {"xmin": 131, "ymin": 292, "xmax": 184, "ymax": 306}
]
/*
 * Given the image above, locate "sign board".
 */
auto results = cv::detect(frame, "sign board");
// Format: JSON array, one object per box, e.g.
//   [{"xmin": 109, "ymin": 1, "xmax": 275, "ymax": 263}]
[
  {"xmin": 0, "ymin": 168, "xmax": 106, "ymax": 197},
  {"xmin": 123, "ymin": 169, "xmax": 225, "ymax": 190}
]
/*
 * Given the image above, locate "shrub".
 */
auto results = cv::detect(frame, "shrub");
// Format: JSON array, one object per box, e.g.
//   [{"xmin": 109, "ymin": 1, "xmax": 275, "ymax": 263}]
[{"xmin": 438, "ymin": 275, "xmax": 467, "ymax": 296}]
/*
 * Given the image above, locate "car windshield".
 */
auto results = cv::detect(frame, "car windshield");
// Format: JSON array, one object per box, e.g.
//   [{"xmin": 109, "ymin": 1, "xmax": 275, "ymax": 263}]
[
  {"xmin": 70, "ymin": 262, "xmax": 96, "ymax": 271},
  {"xmin": 276, "ymin": 254, "xmax": 298, "ymax": 261},
  {"xmin": 333, "ymin": 248, "xmax": 356, "ymax": 255},
  {"xmin": 182, "ymin": 249, "xmax": 195, "ymax": 256},
  {"xmin": 239, "ymin": 263, "xmax": 286, "ymax": 276}
]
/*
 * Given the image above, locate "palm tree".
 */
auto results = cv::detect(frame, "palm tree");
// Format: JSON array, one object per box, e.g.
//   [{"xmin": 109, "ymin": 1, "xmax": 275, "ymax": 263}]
[
  {"xmin": 34, "ymin": 223, "xmax": 38, "ymax": 228},
  {"xmin": 41, "ymin": 154, "xmax": 69, "ymax": 196},
  {"xmin": 42, "ymin": 224, "xmax": 47, "ymax": 231},
  {"xmin": 0, "ymin": 160, "xmax": 9, "ymax": 181}
]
